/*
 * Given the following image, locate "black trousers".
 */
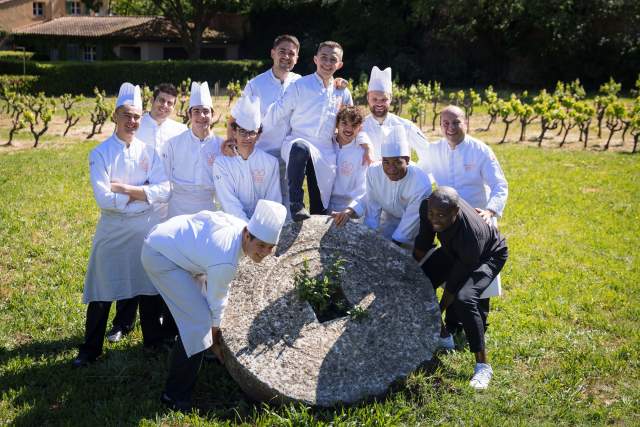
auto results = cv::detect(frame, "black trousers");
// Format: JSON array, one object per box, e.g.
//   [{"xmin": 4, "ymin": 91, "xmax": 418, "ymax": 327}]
[
  {"xmin": 78, "ymin": 295, "xmax": 174, "ymax": 359},
  {"xmin": 421, "ymin": 248, "xmax": 505, "ymax": 353},
  {"xmin": 164, "ymin": 336, "xmax": 206, "ymax": 403},
  {"xmin": 287, "ymin": 142, "xmax": 325, "ymax": 214},
  {"xmin": 112, "ymin": 297, "xmax": 138, "ymax": 332}
]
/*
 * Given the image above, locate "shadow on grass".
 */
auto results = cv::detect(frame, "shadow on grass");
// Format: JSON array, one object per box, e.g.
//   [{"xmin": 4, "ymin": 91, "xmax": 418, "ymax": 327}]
[{"xmin": 0, "ymin": 336, "xmax": 258, "ymax": 425}]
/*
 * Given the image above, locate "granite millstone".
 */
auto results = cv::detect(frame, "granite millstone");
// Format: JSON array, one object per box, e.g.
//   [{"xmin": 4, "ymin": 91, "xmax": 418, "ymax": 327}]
[{"xmin": 221, "ymin": 216, "xmax": 441, "ymax": 406}]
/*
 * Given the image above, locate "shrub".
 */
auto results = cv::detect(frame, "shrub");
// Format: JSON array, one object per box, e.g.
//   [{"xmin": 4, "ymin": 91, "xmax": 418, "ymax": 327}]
[
  {"xmin": 0, "ymin": 75, "xmax": 40, "ymax": 95},
  {"xmin": 0, "ymin": 59, "xmax": 265, "ymax": 96}
]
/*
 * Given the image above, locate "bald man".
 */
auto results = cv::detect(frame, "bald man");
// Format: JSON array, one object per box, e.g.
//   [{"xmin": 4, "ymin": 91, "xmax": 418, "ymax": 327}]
[
  {"xmin": 421, "ymin": 105, "xmax": 508, "ymax": 225},
  {"xmin": 414, "ymin": 186, "xmax": 508, "ymax": 390}
]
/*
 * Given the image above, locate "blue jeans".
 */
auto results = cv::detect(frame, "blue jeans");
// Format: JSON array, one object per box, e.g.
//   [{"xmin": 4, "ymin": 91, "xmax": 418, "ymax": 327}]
[{"xmin": 287, "ymin": 142, "xmax": 324, "ymax": 214}]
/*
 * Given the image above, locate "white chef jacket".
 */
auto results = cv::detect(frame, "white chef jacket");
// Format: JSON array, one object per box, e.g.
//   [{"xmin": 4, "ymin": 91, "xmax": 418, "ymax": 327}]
[
  {"xmin": 163, "ymin": 129, "xmax": 223, "ymax": 217},
  {"xmin": 421, "ymin": 135, "xmax": 508, "ymax": 217},
  {"xmin": 262, "ymin": 73, "xmax": 354, "ymax": 209},
  {"xmin": 213, "ymin": 148, "xmax": 282, "ymax": 222},
  {"xmin": 242, "ymin": 68, "xmax": 301, "ymax": 154},
  {"xmin": 330, "ymin": 136, "xmax": 368, "ymax": 213},
  {"xmin": 353, "ymin": 164, "xmax": 431, "ymax": 244},
  {"xmin": 362, "ymin": 113, "xmax": 430, "ymax": 163},
  {"xmin": 137, "ymin": 113, "xmax": 188, "ymax": 160},
  {"xmin": 84, "ymin": 134, "xmax": 170, "ymax": 303},
  {"xmin": 145, "ymin": 211, "xmax": 246, "ymax": 329}
]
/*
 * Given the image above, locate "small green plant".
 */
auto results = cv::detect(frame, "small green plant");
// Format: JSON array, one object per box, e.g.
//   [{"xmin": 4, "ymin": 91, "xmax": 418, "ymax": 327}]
[
  {"xmin": 348, "ymin": 305, "xmax": 369, "ymax": 321},
  {"xmin": 295, "ymin": 257, "xmax": 353, "ymax": 322}
]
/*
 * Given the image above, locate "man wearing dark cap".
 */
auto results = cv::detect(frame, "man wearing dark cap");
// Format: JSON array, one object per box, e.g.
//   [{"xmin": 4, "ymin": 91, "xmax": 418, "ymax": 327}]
[{"xmin": 413, "ymin": 186, "xmax": 508, "ymax": 390}]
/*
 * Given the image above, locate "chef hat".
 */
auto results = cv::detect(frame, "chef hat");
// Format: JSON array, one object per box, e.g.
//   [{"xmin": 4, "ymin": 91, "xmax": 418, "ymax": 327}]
[
  {"xmin": 116, "ymin": 82, "xmax": 142, "ymax": 110},
  {"xmin": 231, "ymin": 95, "xmax": 261, "ymax": 131},
  {"xmin": 381, "ymin": 125, "xmax": 410, "ymax": 157},
  {"xmin": 247, "ymin": 199, "xmax": 287, "ymax": 245},
  {"xmin": 368, "ymin": 66, "xmax": 392, "ymax": 94},
  {"xmin": 189, "ymin": 81, "xmax": 213, "ymax": 108}
]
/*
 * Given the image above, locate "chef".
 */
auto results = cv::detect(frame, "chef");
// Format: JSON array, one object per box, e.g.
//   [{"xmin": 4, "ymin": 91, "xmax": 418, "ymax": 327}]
[
  {"xmin": 163, "ymin": 81, "xmax": 223, "ymax": 217},
  {"xmin": 214, "ymin": 95, "xmax": 282, "ymax": 222},
  {"xmin": 334, "ymin": 126, "xmax": 431, "ymax": 247},
  {"xmin": 72, "ymin": 82, "xmax": 170, "ymax": 368},
  {"xmin": 363, "ymin": 66, "xmax": 430, "ymax": 163},
  {"xmin": 106, "ymin": 83, "xmax": 187, "ymax": 345},
  {"xmin": 141, "ymin": 199, "xmax": 287, "ymax": 411},
  {"xmin": 261, "ymin": 40, "xmax": 354, "ymax": 221},
  {"xmin": 328, "ymin": 106, "xmax": 369, "ymax": 217}
]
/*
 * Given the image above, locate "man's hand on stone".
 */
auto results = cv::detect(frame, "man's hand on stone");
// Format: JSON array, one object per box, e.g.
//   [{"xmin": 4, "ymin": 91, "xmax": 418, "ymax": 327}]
[
  {"xmin": 413, "ymin": 248, "xmax": 426, "ymax": 262},
  {"xmin": 475, "ymin": 208, "xmax": 494, "ymax": 225},
  {"xmin": 221, "ymin": 139, "xmax": 237, "ymax": 157},
  {"xmin": 331, "ymin": 208, "xmax": 354, "ymax": 227},
  {"xmin": 211, "ymin": 326, "xmax": 225, "ymax": 364}
]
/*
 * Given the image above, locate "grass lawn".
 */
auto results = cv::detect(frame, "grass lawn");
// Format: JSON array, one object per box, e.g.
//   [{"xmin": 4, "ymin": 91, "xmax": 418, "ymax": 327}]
[{"xmin": 1, "ymin": 118, "xmax": 639, "ymax": 425}]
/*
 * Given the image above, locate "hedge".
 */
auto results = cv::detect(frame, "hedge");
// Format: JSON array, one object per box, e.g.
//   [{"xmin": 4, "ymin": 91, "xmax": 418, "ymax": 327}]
[
  {"xmin": 0, "ymin": 59, "xmax": 266, "ymax": 96},
  {"xmin": 0, "ymin": 74, "xmax": 40, "ymax": 94},
  {"xmin": 0, "ymin": 50, "xmax": 36, "ymax": 60}
]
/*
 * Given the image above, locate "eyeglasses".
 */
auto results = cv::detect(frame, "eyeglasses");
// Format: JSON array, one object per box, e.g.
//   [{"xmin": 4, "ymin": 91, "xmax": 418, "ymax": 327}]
[{"xmin": 237, "ymin": 128, "xmax": 259, "ymax": 138}]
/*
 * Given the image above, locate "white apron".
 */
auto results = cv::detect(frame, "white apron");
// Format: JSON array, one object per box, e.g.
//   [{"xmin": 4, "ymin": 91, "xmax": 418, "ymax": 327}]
[
  {"xmin": 281, "ymin": 136, "xmax": 337, "ymax": 210},
  {"xmin": 167, "ymin": 182, "xmax": 216, "ymax": 218},
  {"xmin": 141, "ymin": 244, "xmax": 213, "ymax": 356},
  {"xmin": 83, "ymin": 209, "xmax": 161, "ymax": 303}
]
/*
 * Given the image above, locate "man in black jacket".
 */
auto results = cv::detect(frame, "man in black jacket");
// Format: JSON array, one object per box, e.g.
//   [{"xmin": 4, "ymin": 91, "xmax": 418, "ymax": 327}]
[{"xmin": 414, "ymin": 186, "xmax": 508, "ymax": 390}]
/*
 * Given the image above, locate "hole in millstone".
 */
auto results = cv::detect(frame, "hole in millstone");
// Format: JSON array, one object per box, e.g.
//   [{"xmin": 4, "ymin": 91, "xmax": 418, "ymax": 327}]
[{"xmin": 294, "ymin": 256, "xmax": 353, "ymax": 323}]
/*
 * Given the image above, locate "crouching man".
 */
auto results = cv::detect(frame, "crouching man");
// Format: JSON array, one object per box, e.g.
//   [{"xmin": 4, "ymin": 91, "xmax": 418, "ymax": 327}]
[
  {"xmin": 413, "ymin": 187, "xmax": 508, "ymax": 390},
  {"xmin": 141, "ymin": 199, "xmax": 287, "ymax": 410}
]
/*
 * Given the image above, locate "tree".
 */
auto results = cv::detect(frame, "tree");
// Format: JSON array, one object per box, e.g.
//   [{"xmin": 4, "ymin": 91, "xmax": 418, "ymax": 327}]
[
  {"xmin": 151, "ymin": 0, "xmax": 244, "ymax": 59},
  {"xmin": 533, "ymin": 89, "xmax": 561, "ymax": 146},
  {"xmin": 60, "ymin": 94, "xmax": 84, "ymax": 137},
  {"xmin": 23, "ymin": 93, "xmax": 56, "ymax": 148},
  {"xmin": 429, "ymin": 81, "xmax": 444, "ymax": 131},
  {"xmin": 603, "ymin": 100, "xmax": 625, "ymax": 151},
  {"xmin": 497, "ymin": 96, "xmax": 516, "ymax": 144},
  {"xmin": 463, "ymin": 89, "xmax": 481, "ymax": 129},
  {"xmin": 573, "ymin": 101, "xmax": 595, "ymax": 149},
  {"xmin": 87, "ymin": 88, "xmax": 113, "ymax": 140},
  {"xmin": 512, "ymin": 94, "xmax": 537, "ymax": 142},
  {"xmin": 3, "ymin": 91, "xmax": 26, "ymax": 147},
  {"xmin": 482, "ymin": 86, "xmax": 500, "ymax": 131}
]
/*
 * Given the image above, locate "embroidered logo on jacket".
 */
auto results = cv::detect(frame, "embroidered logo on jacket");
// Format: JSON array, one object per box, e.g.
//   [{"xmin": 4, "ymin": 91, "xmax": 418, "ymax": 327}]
[
  {"xmin": 252, "ymin": 169, "xmax": 266, "ymax": 184},
  {"xmin": 207, "ymin": 152, "xmax": 216, "ymax": 167},
  {"xmin": 339, "ymin": 161, "xmax": 354, "ymax": 176},
  {"xmin": 140, "ymin": 156, "xmax": 150, "ymax": 173}
]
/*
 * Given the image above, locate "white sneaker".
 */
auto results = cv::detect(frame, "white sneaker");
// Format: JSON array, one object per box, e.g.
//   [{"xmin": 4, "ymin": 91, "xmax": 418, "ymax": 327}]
[
  {"xmin": 470, "ymin": 363, "xmax": 493, "ymax": 390},
  {"xmin": 437, "ymin": 334, "xmax": 455, "ymax": 351}
]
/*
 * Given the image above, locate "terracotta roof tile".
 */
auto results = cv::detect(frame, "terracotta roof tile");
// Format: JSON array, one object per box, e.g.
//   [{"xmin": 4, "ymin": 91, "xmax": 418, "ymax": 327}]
[{"xmin": 12, "ymin": 16, "xmax": 233, "ymax": 41}]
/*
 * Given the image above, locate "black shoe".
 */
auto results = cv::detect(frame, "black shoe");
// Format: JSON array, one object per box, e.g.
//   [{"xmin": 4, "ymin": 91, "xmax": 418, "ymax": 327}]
[
  {"xmin": 106, "ymin": 326, "xmax": 125, "ymax": 343},
  {"xmin": 292, "ymin": 207, "xmax": 311, "ymax": 222},
  {"xmin": 71, "ymin": 353, "xmax": 95, "ymax": 368},
  {"xmin": 160, "ymin": 392, "xmax": 192, "ymax": 412}
]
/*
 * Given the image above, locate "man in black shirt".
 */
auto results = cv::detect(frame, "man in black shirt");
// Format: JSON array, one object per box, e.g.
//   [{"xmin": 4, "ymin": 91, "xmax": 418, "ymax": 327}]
[{"xmin": 414, "ymin": 186, "xmax": 508, "ymax": 390}]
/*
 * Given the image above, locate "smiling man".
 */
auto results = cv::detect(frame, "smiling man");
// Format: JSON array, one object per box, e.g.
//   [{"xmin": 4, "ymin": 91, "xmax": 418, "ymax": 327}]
[
  {"xmin": 214, "ymin": 95, "xmax": 282, "ymax": 222},
  {"xmin": 333, "ymin": 125, "xmax": 430, "ymax": 247},
  {"xmin": 105, "ymin": 83, "xmax": 188, "ymax": 345},
  {"xmin": 413, "ymin": 186, "xmax": 508, "ymax": 390},
  {"xmin": 362, "ymin": 66, "xmax": 430, "ymax": 163},
  {"xmin": 163, "ymin": 81, "xmax": 223, "ymax": 217},
  {"xmin": 73, "ymin": 82, "xmax": 170, "ymax": 368},
  {"xmin": 141, "ymin": 199, "xmax": 287, "ymax": 411}
]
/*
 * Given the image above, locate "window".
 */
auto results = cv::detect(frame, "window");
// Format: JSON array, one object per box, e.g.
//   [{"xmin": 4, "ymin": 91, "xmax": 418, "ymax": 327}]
[
  {"xmin": 33, "ymin": 2, "xmax": 44, "ymax": 16},
  {"xmin": 118, "ymin": 46, "xmax": 141, "ymax": 60},
  {"xmin": 83, "ymin": 46, "xmax": 96, "ymax": 62},
  {"xmin": 67, "ymin": 1, "xmax": 81, "ymax": 15}
]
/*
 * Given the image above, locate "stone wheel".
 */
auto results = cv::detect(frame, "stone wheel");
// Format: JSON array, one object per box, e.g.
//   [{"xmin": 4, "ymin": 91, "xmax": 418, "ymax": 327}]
[{"xmin": 221, "ymin": 216, "xmax": 441, "ymax": 406}]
